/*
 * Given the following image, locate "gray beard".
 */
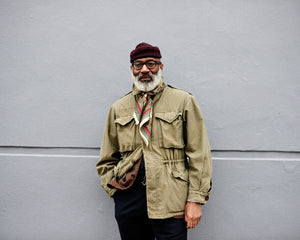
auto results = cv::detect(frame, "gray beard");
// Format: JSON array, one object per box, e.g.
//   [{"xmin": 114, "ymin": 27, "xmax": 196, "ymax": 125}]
[{"xmin": 131, "ymin": 68, "xmax": 162, "ymax": 92}]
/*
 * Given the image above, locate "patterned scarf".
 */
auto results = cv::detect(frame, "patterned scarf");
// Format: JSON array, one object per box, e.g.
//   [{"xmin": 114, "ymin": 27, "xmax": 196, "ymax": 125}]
[{"xmin": 133, "ymin": 79, "xmax": 165, "ymax": 146}]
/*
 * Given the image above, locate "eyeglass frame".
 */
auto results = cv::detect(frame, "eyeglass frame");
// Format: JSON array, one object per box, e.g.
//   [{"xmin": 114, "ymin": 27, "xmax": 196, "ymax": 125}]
[{"xmin": 131, "ymin": 60, "xmax": 162, "ymax": 70}]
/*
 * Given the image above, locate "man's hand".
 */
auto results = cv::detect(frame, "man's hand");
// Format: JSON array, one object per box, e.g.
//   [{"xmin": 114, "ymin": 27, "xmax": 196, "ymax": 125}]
[{"xmin": 185, "ymin": 202, "xmax": 202, "ymax": 229}]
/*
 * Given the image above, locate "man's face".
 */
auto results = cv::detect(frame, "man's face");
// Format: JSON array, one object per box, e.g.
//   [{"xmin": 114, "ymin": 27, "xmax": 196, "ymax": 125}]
[{"xmin": 131, "ymin": 57, "xmax": 164, "ymax": 92}]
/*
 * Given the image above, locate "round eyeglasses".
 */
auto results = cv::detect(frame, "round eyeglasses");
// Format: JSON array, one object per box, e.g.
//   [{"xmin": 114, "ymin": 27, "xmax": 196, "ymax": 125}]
[{"xmin": 132, "ymin": 60, "xmax": 161, "ymax": 70}]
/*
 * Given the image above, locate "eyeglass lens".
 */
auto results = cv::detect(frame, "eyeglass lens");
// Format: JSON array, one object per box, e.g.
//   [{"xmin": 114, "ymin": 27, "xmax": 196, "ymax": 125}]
[{"xmin": 133, "ymin": 60, "xmax": 159, "ymax": 70}]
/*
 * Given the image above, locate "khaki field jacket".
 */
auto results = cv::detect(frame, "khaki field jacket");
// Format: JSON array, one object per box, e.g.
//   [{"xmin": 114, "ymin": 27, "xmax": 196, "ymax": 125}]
[{"xmin": 96, "ymin": 85, "xmax": 212, "ymax": 219}]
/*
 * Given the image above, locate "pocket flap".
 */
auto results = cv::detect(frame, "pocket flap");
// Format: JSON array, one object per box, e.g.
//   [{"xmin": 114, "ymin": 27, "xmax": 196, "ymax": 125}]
[
  {"xmin": 115, "ymin": 116, "xmax": 134, "ymax": 126},
  {"xmin": 171, "ymin": 169, "xmax": 189, "ymax": 182},
  {"xmin": 155, "ymin": 112, "xmax": 182, "ymax": 123}
]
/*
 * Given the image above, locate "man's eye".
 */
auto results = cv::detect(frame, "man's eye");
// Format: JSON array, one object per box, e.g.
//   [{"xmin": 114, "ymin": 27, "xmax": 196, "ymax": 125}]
[
  {"xmin": 146, "ymin": 62, "xmax": 155, "ymax": 68},
  {"xmin": 134, "ymin": 63, "xmax": 142, "ymax": 69}
]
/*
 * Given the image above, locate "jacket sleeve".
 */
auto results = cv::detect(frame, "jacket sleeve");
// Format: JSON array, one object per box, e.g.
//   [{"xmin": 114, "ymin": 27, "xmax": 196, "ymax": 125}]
[
  {"xmin": 184, "ymin": 95, "xmax": 212, "ymax": 204},
  {"xmin": 96, "ymin": 106, "xmax": 120, "ymax": 197}
]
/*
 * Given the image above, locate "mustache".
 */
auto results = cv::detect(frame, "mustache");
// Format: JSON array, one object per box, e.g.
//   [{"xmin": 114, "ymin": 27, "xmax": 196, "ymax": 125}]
[{"xmin": 138, "ymin": 73, "xmax": 153, "ymax": 81}]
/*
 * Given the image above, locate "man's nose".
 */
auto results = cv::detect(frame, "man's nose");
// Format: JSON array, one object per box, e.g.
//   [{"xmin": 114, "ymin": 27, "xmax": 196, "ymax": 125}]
[{"xmin": 141, "ymin": 64, "xmax": 150, "ymax": 73}]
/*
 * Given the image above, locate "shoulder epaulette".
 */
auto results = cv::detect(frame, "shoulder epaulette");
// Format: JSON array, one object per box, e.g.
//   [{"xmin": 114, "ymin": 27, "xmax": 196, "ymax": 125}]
[{"xmin": 167, "ymin": 84, "xmax": 193, "ymax": 95}]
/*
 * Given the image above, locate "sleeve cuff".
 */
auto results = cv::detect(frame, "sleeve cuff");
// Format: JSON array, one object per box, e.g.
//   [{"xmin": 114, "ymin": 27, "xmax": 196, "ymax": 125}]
[{"xmin": 187, "ymin": 190, "xmax": 210, "ymax": 205}]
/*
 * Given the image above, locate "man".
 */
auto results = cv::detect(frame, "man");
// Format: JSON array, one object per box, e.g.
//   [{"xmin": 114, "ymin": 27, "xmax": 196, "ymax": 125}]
[{"xmin": 96, "ymin": 42, "xmax": 212, "ymax": 240}]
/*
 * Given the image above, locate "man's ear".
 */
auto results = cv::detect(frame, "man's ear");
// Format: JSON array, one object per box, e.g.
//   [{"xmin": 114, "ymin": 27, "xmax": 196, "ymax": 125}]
[
  {"xmin": 160, "ymin": 63, "xmax": 164, "ymax": 70},
  {"xmin": 130, "ymin": 65, "xmax": 133, "ymax": 70}
]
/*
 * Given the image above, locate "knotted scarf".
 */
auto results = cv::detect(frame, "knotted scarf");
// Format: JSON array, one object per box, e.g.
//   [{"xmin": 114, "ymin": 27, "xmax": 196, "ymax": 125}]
[{"xmin": 133, "ymin": 79, "xmax": 165, "ymax": 146}]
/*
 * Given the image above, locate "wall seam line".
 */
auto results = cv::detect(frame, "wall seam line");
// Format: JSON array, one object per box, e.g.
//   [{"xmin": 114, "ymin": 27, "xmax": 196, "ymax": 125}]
[{"xmin": 1, "ymin": 153, "xmax": 300, "ymax": 161}]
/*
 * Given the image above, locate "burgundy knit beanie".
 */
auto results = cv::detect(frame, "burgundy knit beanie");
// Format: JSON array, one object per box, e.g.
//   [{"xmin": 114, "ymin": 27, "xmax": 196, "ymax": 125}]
[{"xmin": 130, "ymin": 42, "xmax": 161, "ymax": 63}]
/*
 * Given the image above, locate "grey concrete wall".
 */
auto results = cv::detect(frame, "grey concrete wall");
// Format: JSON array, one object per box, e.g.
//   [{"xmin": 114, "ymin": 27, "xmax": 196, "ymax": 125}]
[{"xmin": 1, "ymin": 0, "xmax": 299, "ymax": 239}]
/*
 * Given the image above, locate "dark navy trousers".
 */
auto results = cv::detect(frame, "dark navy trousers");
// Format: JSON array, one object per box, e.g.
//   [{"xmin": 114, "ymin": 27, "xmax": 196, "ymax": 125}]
[{"xmin": 113, "ymin": 159, "xmax": 187, "ymax": 240}]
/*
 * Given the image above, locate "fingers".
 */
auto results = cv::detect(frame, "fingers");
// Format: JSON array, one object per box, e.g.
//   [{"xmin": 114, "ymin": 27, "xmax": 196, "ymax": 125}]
[
  {"xmin": 185, "ymin": 216, "xmax": 201, "ymax": 229},
  {"xmin": 185, "ymin": 210, "xmax": 201, "ymax": 228}
]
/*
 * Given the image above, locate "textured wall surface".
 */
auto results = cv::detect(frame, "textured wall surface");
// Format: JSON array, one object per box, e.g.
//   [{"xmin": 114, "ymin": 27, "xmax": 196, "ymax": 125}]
[{"xmin": 1, "ymin": 0, "xmax": 299, "ymax": 239}]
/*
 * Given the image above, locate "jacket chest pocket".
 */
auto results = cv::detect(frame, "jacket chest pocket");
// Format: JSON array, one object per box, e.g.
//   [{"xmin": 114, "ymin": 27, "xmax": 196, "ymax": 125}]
[
  {"xmin": 115, "ymin": 116, "xmax": 136, "ymax": 152},
  {"xmin": 155, "ymin": 112, "xmax": 184, "ymax": 149}
]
